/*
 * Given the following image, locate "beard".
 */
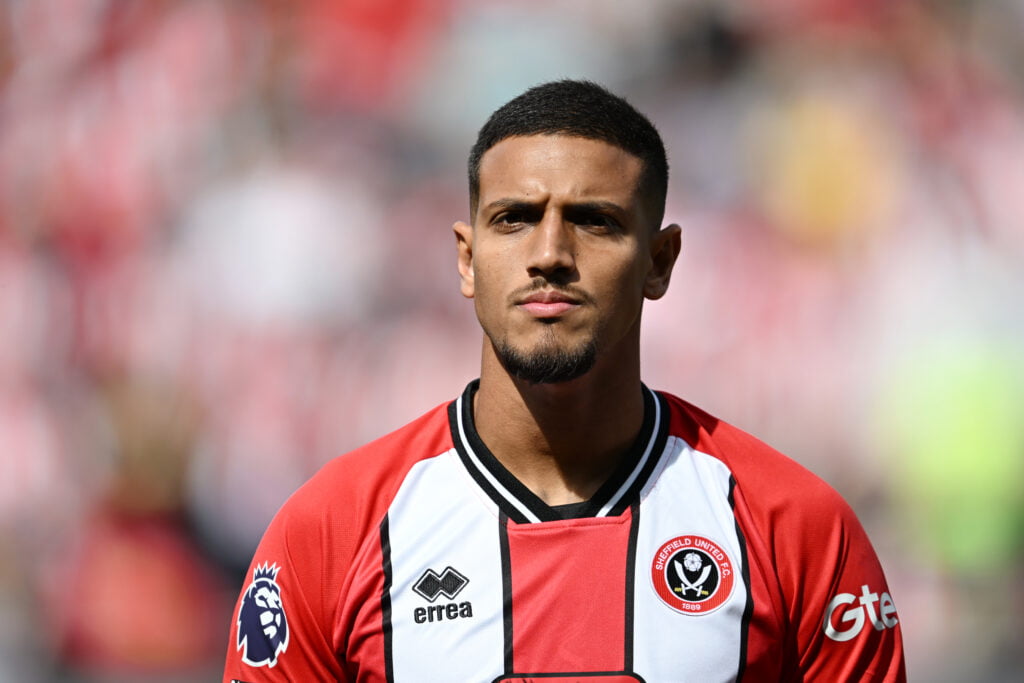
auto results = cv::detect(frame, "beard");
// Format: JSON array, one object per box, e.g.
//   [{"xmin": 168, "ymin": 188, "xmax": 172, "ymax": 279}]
[{"xmin": 492, "ymin": 330, "xmax": 597, "ymax": 384}]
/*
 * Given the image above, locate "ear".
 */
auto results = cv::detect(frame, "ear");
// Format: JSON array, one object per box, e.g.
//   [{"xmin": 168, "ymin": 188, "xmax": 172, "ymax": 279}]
[
  {"xmin": 453, "ymin": 220, "xmax": 475, "ymax": 299},
  {"xmin": 643, "ymin": 223, "xmax": 681, "ymax": 300}
]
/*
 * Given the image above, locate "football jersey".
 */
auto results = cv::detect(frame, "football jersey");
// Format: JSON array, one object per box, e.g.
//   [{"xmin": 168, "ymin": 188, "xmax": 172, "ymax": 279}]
[{"xmin": 224, "ymin": 381, "xmax": 905, "ymax": 682}]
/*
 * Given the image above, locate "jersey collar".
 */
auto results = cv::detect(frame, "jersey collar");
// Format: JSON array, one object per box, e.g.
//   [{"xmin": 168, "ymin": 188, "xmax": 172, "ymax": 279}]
[{"xmin": 447, "ymin": 380, "xmax": 669, "ymax": 524}]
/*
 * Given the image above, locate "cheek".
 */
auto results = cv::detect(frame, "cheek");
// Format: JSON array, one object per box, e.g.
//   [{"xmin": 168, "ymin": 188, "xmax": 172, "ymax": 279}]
[
  {"xmin": 470, "ymin": 262, "xmax": 497, "ymax": 305},
  {"xmin": 588, "ymin": 251, "xmax": 648, "ymax": 298},
  {"xmin": 469, "ymin": 242, "xmax": 522, "ymax": 300},
  {"xmin": 468, "ymin": 261, "xmax": 505, "ymax": 325},
  {"xmin": 588, "ymin": 257, "xmax": 649, "ymax": 325}
]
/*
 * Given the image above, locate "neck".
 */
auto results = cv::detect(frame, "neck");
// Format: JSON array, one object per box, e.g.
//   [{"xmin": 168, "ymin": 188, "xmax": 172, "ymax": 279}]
[{"xmin": 473, "ymin": 338, "xmax": 645, "ymax": 506}]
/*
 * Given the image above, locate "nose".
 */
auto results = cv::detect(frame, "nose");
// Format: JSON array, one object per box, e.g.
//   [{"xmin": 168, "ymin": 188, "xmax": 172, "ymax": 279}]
[{"xmin": 526, "ymin": 212, "xmax": 576, "ymax": 279}]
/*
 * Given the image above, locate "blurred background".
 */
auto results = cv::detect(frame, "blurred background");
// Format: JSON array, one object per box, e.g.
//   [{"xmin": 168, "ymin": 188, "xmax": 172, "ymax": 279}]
[{"xmin": 1, "ymin": 0, "xmax": 1022, "ymax": 680}]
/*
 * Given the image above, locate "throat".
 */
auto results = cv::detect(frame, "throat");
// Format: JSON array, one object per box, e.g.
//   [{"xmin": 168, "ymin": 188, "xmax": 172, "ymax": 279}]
[
  {"xmin": 471, "ymin": 378, "xmax": 649, "ymax": 508},
  {"xmin": 452, "ymin": 379, "xmax": 663, "ymax": 523}
]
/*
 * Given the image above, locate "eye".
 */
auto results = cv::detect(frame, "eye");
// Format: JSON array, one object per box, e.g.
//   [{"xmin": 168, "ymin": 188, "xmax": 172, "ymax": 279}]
[
  {"xmin": 496, "ymin": 212, "xmax": 523, "ymax": 224},
  {"xmin": 491, "ymin": 211, "xmax": 531, "ymax": 233},
  {"xmin": 575, "ymin": 213, "xmax": 620, "ymax": 234}
]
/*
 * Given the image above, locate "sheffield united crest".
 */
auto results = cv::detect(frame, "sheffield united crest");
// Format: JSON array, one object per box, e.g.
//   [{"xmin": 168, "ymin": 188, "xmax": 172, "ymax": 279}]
[
  {"xmin": 237, "ymin": 562, "xmax": 289, "ymax": 667},
  {"xmin": 651, "ymin": 535, "xmax": 735, "ymax": 615}
]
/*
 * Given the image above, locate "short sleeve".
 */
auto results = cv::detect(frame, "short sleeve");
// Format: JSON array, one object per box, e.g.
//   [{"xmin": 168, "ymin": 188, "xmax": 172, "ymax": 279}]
[
  {"xmin": 784, "ymin": 488, "xmax": 906, "ymax": 682},
  {"xmin": 223, "ymin": 496, "xmax": 348, "ymax": 683}
]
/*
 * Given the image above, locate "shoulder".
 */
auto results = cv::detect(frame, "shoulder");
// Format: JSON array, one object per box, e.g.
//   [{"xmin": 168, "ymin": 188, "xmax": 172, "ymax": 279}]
[
  {"xmin": 264, "ymin": 397, "xmax": 456, "ymax": 557},
  {"xmin": 279, "ymin": 400, "xmax": 455, "ymax": 529},
  {"xmin": 655, "ymin": 390, "xmax": 886, "ymax": 601},
  {"xmin": 655, "ymin": 390, "xmax": 868, "ymax": 573},
  {"xmin": 247, "ymin": 399, "xmax": 455, "ymax": 613},
  {"xmin": 225, "ymin": 398, "xmax": 459, "ymax": 678},
  {"xmin": 657, "ymin": 390, "xmax": 851, "ymax": 517},
  {"xmin": 655, "ymin": 391, "xmax": 904, "ymax": 678}
]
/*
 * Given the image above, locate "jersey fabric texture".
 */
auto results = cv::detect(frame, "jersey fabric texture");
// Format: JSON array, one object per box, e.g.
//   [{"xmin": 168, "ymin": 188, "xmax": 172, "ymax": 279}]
[{"xmin": 224, "ymin": 381, "xmax": 906, "ymax": 682}]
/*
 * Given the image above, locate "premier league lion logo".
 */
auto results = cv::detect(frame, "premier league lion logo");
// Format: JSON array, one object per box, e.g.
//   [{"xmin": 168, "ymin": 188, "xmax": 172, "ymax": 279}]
[{"xmin": 237, "ymin": 562, "xmax": 289, "ymax": 668}]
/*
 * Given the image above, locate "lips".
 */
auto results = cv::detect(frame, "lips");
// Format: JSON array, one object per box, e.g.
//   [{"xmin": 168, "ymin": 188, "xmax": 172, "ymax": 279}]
[{"xmin": 516, "ymin": 290, "xmax": 581, "ymax": 318}]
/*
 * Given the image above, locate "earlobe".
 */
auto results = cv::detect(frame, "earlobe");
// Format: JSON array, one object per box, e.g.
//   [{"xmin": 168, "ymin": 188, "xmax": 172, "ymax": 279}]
[
  {"xmin": 643, "ymin": 223, "xmax": 682, "ymax": 300},
  {"xmin": 453, "ymin": 221, "xmax": 475, "ymax": 299}
]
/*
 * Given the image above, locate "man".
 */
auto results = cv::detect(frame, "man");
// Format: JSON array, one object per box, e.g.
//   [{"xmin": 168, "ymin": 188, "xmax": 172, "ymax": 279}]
[{"xmin": 224, "ymin": 80, "xmax": 906, "ymax": 682}]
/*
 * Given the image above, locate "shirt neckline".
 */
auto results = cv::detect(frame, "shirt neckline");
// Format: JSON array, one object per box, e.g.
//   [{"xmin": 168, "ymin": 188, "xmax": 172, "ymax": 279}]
[{"xmin": 447, "ymin": 379, "xmax": 669, "ymax": 524}]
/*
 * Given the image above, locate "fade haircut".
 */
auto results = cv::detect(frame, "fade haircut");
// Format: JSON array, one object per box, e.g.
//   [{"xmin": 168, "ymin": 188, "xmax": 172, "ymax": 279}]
[{"xmin": 468, "ymin": 80, "xmax": 669, "ymax": 228}]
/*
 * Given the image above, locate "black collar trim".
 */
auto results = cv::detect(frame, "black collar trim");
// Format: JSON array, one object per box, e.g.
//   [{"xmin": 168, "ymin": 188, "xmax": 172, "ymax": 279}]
[{"xmin": 447, "ymin": 380, "xmax": 669, "ymax": 524}]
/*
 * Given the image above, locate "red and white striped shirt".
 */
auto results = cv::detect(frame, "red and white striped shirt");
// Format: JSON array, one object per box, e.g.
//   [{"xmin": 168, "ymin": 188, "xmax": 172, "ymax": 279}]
[{"xmin": 225, "ymin": 381, "xmax": 905, "ymax": 682}]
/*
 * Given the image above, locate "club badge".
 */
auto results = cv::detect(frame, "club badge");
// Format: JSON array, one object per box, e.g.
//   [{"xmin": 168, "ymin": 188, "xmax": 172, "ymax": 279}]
[{"xmin": 651, "ymin": 535, "xmax": 735, "ymax": 615}]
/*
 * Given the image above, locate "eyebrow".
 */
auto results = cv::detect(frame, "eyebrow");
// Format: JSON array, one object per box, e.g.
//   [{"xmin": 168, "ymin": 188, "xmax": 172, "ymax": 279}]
[
  {"xmin": 565, "ymin": 200, "xmax": 627, "ymax": 216},
  {"xmin": 483, "ymin": 198, "xmax": 627, "ymax": 215},
  {"xmin": 483, "ymin": 198, "xmax": 536, "ymax": 214}
]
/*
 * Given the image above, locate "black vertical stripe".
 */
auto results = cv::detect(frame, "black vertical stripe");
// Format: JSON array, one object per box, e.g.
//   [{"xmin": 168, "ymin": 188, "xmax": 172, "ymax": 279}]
[
  {"xmin": 623, "ymin": 503, "xmax": 641, "ymax": 672},
  {"xmin": 729, "ymin": 478, "xmax": 754, "ymax": 682},
  {"xmin": 498, "ymin": 512, "xmax": 514, "ymax": 673},
  {"xmin": 380, "ymin": 515, "xmax": 395, "ymax": 683}
]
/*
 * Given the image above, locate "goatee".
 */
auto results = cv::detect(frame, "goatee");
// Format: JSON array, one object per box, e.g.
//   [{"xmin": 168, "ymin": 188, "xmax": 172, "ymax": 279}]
[{"xmin": 493, "ymin": 336, "xmax": 597, "ymax": 384}]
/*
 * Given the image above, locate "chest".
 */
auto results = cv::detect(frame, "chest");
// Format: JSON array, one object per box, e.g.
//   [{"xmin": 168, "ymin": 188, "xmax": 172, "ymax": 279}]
[{"xmin": 344, "ymin": 443, "xmax": 781, "ymax": 682}]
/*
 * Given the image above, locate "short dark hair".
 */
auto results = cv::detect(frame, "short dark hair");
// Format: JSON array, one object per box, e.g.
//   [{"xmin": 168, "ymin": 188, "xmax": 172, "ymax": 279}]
[{"xmin": 468, "ymin": 80, "xmax": 669, "ymax": 227}]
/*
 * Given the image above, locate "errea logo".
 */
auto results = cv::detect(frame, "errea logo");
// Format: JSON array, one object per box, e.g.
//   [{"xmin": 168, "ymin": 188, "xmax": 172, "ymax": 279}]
[
  {"xmin": 411, "ymin": 566, "xmax": 474, "ymax": 624},
  {"xmin": 412, "ymin": 566, "xmax": 468, "ymax": 602},
  {"xmin": 823, "ymin": 584, "xmax": 899, "ymax": 642}
]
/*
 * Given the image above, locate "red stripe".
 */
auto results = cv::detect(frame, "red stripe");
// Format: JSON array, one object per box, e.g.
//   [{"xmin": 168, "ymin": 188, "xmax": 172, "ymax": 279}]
[{"xmin": 506, "ymin": 514, "xmax": 632, "ymax": 673}]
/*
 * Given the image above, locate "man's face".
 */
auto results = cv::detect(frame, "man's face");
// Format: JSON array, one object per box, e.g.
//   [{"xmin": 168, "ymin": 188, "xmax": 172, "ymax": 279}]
[{"xmin": 454, "ymin": 134, "xmax": 678, "ymax": 384}]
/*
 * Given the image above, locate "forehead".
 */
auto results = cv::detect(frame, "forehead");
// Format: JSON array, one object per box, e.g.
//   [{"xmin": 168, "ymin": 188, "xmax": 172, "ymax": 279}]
[{"xmin": 476, "ymin": 135, "xmax": 644, "ymax": 210}]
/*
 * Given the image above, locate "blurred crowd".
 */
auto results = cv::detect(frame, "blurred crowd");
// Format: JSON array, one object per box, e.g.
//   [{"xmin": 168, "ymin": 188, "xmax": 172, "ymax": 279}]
[{"xmin": 1, "ymin": 0, "xmax": 1022, "ymax": 680}]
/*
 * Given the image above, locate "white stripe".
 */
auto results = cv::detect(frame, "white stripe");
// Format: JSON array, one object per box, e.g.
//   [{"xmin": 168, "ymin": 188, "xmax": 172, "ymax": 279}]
[
  {"xmin": 632, "ymin": 442, "xmax": 746, "ymax": 680},
  {"xmin": 596, "ymin": 386, "xmax": 662, "ymax": 517},
  {"xmin": 455, "ymin": 394, "xmax": 541, "ymax": 523},
  {"xmin": 386, "ymin": 454, "xmax": 506, "ymax": 680}
]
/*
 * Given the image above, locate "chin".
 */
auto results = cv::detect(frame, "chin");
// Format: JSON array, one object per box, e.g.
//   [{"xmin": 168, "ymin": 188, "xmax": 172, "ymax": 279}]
[{"xmin": 494, "ymin": 336, "xmax": 598, "ymax": 385}]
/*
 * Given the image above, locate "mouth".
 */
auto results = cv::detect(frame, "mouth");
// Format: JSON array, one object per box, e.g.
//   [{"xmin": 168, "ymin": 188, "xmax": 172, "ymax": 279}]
[{"xmin": 515, "ymin": 290, "xmax": 582, "ymax": 318}]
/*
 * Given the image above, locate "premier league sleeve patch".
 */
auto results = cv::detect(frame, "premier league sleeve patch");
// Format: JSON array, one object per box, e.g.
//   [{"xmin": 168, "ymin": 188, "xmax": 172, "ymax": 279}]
[
  {"xmin": 237, "ymin": 562, "xmax": 290, "ymax": 668},
  {"xmin": 651, "ymin": 535, "xmax": 735, "ymax": 615}
]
